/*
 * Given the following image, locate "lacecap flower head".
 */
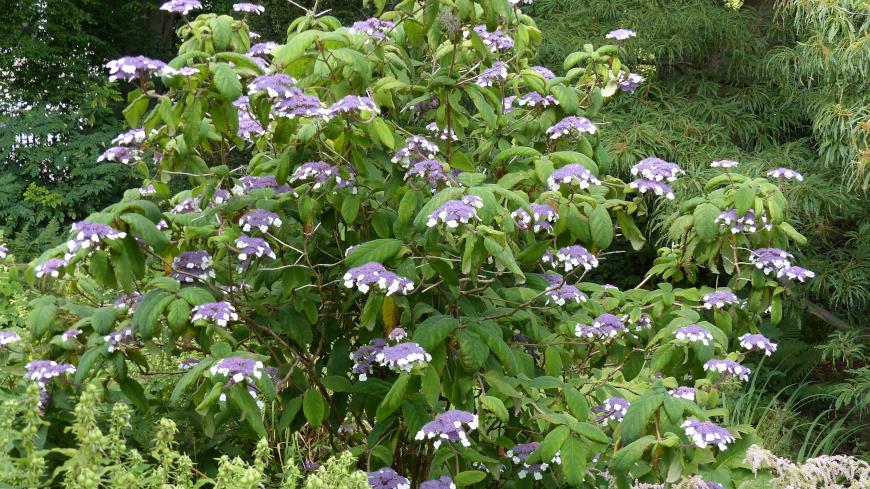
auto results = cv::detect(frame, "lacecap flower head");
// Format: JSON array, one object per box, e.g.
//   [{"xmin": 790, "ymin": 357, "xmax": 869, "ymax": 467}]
[
  {"xmin": 426, "ymin": 200, "xmax": 479, "ymax": 228},
  {"xmin": 160, "ymin": 0, "xmax": 202, "ymax": 15},
  {"xmin": 240, "ymin": 209, "xmax": 282, "ymax": 233},
  {"xmin": 682, "ymin": 418, "xmax": 736, "ymax": 450},
  {"xmin": 415, "ymin": 410, "xmax": 478, "ymax": 448},
  {"xmin": 669, "ymin": 386, "xmax": 696, "ymax": 401},
  {"xmin": 703, "ymin": 359, "xmax": 751, "ymax": 381},
  {"xmin": 172, "ymin": 251, "xmax": 215, "ymax": 283},
  {"xmin": 738, "ymin": 333, "xmax": 777, "ymax": 356},
  {"xmin": 542, "ymin": 245, "xmax": 599, "ymax": 272},
  {"xmin": 26, "ymin": 360, "xmax": 76, "ymax": 388},
  {"xmin": 593, "ymin": 397, "xmax": 630, "ymax": 423},
  {"xmin": 367, "ymin": 468, "xmax": 410, "ymax": 489},
  {"xmin": 631, "ymin": 157, "xmax": 683, "ymax": 182},
  {"xmin": 543, "ymin": 273, "xmax": 586, "ymax": 305},
  {"xmin": 702, "ymin": 290, "xmax": 739, "ymax": 309},
  {"xmin": 546, "ymin": 116, "xmax": 597, "ymax": 139},
  {"xmin": 191, "ymin": 301, "xmax": 239, "ymax": 327},
  {"xmin": 343, "ymin": 262, "xmax": 415, "ymax": 295},
  {"xmin": 375, "ymin": 342, "xmax": 432, "ymax": 373},
  {"xmin": 749, "ymin": 248, "xmax": 793, "ymax": 274},
  {"xmin": 674, "ymin": 324, "xmax": 714, "ymax": 345},
  {"xmin": 605, "ymin": 28, "xmax": 636, "ymax": 41},
  {"xmin": 392, "ymin": 135, "xmax": 439, "ymax": 167},
  {"xmin": 767, "ymin": 167, "xmax": 803, "ymax": 181},
  {"xmin": 547, "ymin": 164, "xmax": 601, "ymax": 191},
  {"xmin": 576, "ymin": 313, "xmax": 627, "ymax": 339}
]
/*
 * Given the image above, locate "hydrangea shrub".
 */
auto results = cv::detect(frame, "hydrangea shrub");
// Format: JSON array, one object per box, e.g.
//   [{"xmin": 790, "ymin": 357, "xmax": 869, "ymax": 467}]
[{"xmin": 7, "ymin": 0, "xmax": 816, "ymax": 486}]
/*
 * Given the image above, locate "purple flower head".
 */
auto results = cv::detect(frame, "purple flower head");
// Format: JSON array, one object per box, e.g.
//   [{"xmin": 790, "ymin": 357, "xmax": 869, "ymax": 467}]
[
  {"xmin": 700, "ymin": 482, "xmax": 725, "ymax": 489},
  {"xmin": 749, "ymin": 248, "xmax": 793, "ymax": 274},
  {"xmin": 238, "ymin": 112, "xmax": 268, "ymax": 140},
  {"xmin": 629, "ymin": 179, "xmax": 674, "ymax": 199},
  {"xmin": 631, "ymin": 313, "xmax": 652, "ymax": 331},
  {"xmin": 543, "ymin": 274, "xmax": 586, "ymax": 305},
  {"xmin": 114, "ymin": 292, "xmax": 143, "ymax": 314},
  {"xmin": 415, "ymin": 410, "xmax": 479, "ymax": 448},
  {"xmin": 605, "ymin": 28, "xmax": 636, "ymax": 41},
  {"xmin": 542, "ymin": 245, "xmax": 599, "ymax": 272},
  {"xmin": 249, "ymin": 74, "xmax": 297, "ymax": 98},
  {"xmin": 328, "ymin": 95, "xmax": 379, "ymax": 117},
  {"xmin": 392, "ymin": 135, "xmax": 440, "ymax": 167},
  {"xmin": 0, "ymin": 245, "xmax": 7, "ymax": 259},
  {"xmin": 516, "ymin": 92, "xmax": 558, "ymax": 107},
  {"xmin": 715, "ymin": 208, "xmax": 770, "ymax": 234},
  {"xmin": 547, "ymin": 164, "xmax": 601, "ymax": 191},
  {"xmin": 426, "ymin": 121, "xmax": 458, "ymax": 141},
  {"xmin": 669, "ymin": 386, "xmax": 696, "ymax": 401},
  {"xmin": 0, "ymin": 331, "xmax": 21, "ymax": 348},
  {"xmin": 106, "ymin": 56, "xmax": 167, "ymax": 82},
  {"xmin": 26, "ymin": 360, "xmax": 76, "ymax": 388},
  {"xmin": 507, "ymin": 442, "xmax": 539, "ymax": 464},
  {"xmin": 576, "ymin": 313, "xmax": 627, "ymax": 339},
  {"xmin": 172, "ymin": 251, "xmax": 214, "ymax": 283},
  {"xmin": 426, "ymin": 200, "xmax": 479, "ymax": 228},
  {"xmin": 139, "ymin": 184, "xmax": 157, "ymax": 196},
  {"xmin": 290, "ymin": 161, "xmax": 340, "ymax": 190},
  {"xmin": 477, "ymin": 61, "xmax": 508, "ymax": 87},
  {"xmin": 420, "ymin": 476, "xmax": 456, "ymax": 489},
  {"xmin": 210, "ymin": 356, "xmax": 264, "ymax": 385},
  {"xmin": 233, "ymin": 2, "xmax": 264, "ymax": 14},
  {"xmin": 631, "ymin": 157, "xmax": 683, "ymax": 182},
  {"xmin": 35, "ymin": 258, "xmax": 67, "ymax": 278},
  {"xmin": 546, "ymin": 116, "xmax": 597, "ymax": 139},
  {"xmin": 273, "ymin": 89, "xmax": 325, "ymax": 118},
  {"xmin": 112, "ymin": 128, "xmax": 151, "ymax": 146},
  {"xmin": 503, "ymin": 95, "xmax": 517, "ymax": 114},
  {"xmin": 247, "ymin": 42, "xmax": 278, "ymax": 57},
  {"xmin": 682, "ymin": 418, "xmax": 736, "ymax": 450},
  {"xmin": 531, "ymin": 66, "xmax": 555, "ymax": 79},
  {"xmin": 350, "ymin": 18, "xmax": 395, "ymax": 39},
  {"xmin": 302, "ymin": 460, "xmax": 320, "ymax": 472},
  {"xmin": 508, "ymin": 442, "xmax": 561, "ymax": 480},
  {"xmin": 66, "ymin": 221, "xmax": 126, "ymax": 259},
  {"xmin": 593, "ymin": 397, "xmax": 630, "ymax": 423},
  {"xmin": 462, "ymin": 195, "xmax": 484, "ymax": 208},
  {"xmin": 776, "ymin": 265, "xmax": 815, "ymax": 282},
  {"xmin": 61, "ymin": 328, "xmax": 82, "ymax": 342},
  {"xmin": 104, "ymin": 327, "xmax": 135, "ymax": 352},
  {"xmin": 674, "ymin": 324, "xmax": 714, "ymax": 345},
  {"xmin": 170, "ymin": 196, "xmax": 201, "ymax": 214},
  {"xmin": 472, "ymin": 25, "xmax": 514, "ymax": 52},
  {"xmin": 161, "ymin": 66, "xmax": 200, "ymax": 77},
  {"xmin": 710, "ymin": 159, "xmax": 739, "ymax": 169},
  {"xmin": 367, "ymin": 468, "xmax": 410, "ymax": 489},
  {"xmin": 179, "ymin": 358, "xmax": 200, "ymax": 370},
  {"xmin": 376, "ymin": 342, "xmax": 432, "ymax": 373},
  {"xmin": 232, "ymin": 175, "xmax": 291, "ymax": 195},
  {"xmin": 191, "ymin": 301, "xmax": 239, "ymax": 327},
  {"xmin": 350, "ymin": 338, "xmax": 387, "ymax": 380},
  {"xmin": 702, "ymin": 290, "xmax": 739, "ymax": 309},
  {"xmin": 739, "ymin": 333, "xmax": 777, "ymax": 356},
  {"xmin": 160, "ymin": 0, "xmax": 202, "ymax": 15},
  {"xmin": 704, "ymin": 359, "xmax": 751, "ymax": 381},
  {"xmin": 388, "ymin": 328, "xmax": 407, "ymax": 342},
  {"xmin": 767, "ymin": 167, "xmax": 803, "ymax": 181},
  {"xmin": 235, "ymin": 235, "xmax": 276, "ymax": 261},
  {"xmin": 406, "ymin": 159, "xmax": 451, "ymax": 189},
  {"xmin": 617, "ymin": 71, "xmax": 644, "ymax": 93},
  {"xmin": 343, "ymin": 262, "xmax": 415, "ymax": 295},
  {"xmin": 511, "ymin": 208, "xmax": 533, "ymax": 229},
  {"xmin": 240, "ymin": 209, "xmax": 282, "ymax": 233},
  {"xmin": 97, "ymin": 146, "xmax": 141, "ymax": 164}
]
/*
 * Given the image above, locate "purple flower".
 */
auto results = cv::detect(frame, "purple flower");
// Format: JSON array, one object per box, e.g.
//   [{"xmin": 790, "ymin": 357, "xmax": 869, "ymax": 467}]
[
  {"xmin": 700, "ymin": 482, "xmax": 725, "ymax": 489},
  {"xmin": 61, "ymin": 328, "xmax": 82, "ymax": 342},
  {"xmin": 630, "ymin": 313, "xmax": 652, "ymax": 331},
  {"xmin": 106, "ymin": 56, "xmax": 167, "ymax": 82},
  {"xmin": 616, "ymin": 71, "xmax": 644, "ymax": 93},
  {"xmin": 715, "ymin": 208, "xmax": 770, "ymax": 234},
  {"xmin": 273, "ymin": 89, "xmax": 325, "ymax": 118},
  {"xmin": 767, "ymin": 167, "xmax": 803, "ymax": 181},
  {"xmin": 415, "ymin": 410, "xmax": 478, "ymax": 448},
  {"xmin": 388, "ymin": 328, "xmax": 407, "ymax": 342},
  {"xmin": 542, "ymin": 245, "xmax": 599, "ymax": 272},
  {"xmin": 629, "ymin": 179, "xmax": 674, "ymax": 199},
  {"xmin": 674, "ymin": 325, "xmax": 714, "ymax": 345},
  {"xmin": 160, "ymin": 0, "xmax": 202, "ymax": 15},
  {"xmin": 503, "ymin": 95, "xmax": 517, "ymax": 114},
  {"xmin": 104, "ymin": 327, "xmax": 135, "ymax": 352},
  {"xmin": 426, "ymin": 122, "xmax": 458, "ymax": 141},
  {"xmin": 232, "ymin": 175, "xmax": 292, "ymax": 195},
  {"xmin": 682, "ymin": 418, "xmax": 736, "ymax": 450},
  {"xmin": 97, "ymin": 146, "xmax": 141, "ymax": 164},
  {"xmin": 140, "ymin": 184, "xmax": 157, "ymax": 196},
  {"xmin": 406, "ymin": 159, "xmax": 451, "ymax": 189},
  {"xmin": 240, "ymin": 209, "xmax": 282, "ymax": 233},
  {"xmin": 739, "ymin": 334, "xmax": 777, "ymax": 356},
  {"xmin": 290, "ymin": 161, "xmax": 342, "ymax": 190},
  {"xmin": 701, "ymin": 290, "xmax": 739, "ymax": 309},
  {"xmin": 546, "ymin": 116, "xmax": 597, "ymax": 139},
  {"xmin": 593, "ymin": 397, "xmax": 630, "ymax": 423},
  {"xmin": 247, "ymin": 42, "xmax": 278, "ymax": 57},
  {"xmin": 575, "ymin": 313, "xmax": 627, "ymax": 339},
  {"xmin": 235, "ymin": 235, "xmax": 276, "ymax": 262},
  {"xmin": 669, "ymin": 386, "xmax": 696, "ymax": 401},
  {"xmin": 350, "ymin": 18, "xmax": 395, "ymax": 39},
  {"xmin": 0, "ymin": 245, "xmax": 7, "ymax": 259},
  {"xmin": 328, "ymin": 95, "xmax": 379, "ymax": 117},
  {"xmin": 420, "ymin": 476, "xmax": 456, "ymax": 489},
  {"xmin": 703, "ymin": 359, "xmax": 751, "ymax": 381},
  {"xmin": 161, "ymin": 66, "xmax": 200, "ymax": 77},
  {"xmin": 233, "ymin": 2, "xmax": 264, "ymax": 14},
  {"xmin": 472, "ymin": 25, "xmax": 514, "ymax": 52},
  {"xmin": 0, "ymin": 331, "xmax": 21, "ymax": 348},
  {"xmin": 508, "ymin": 442, "xmax": 561, "ymax": 480},
  {"xmin": 543, "ymin": 274, "xmax": 586, "ymax": 305},
  {"xmin": 776, "ymin": 265, "xmax": 815, "ymax": 282},
  {"xmin": 35, "ymin": 258, "xmax": 67, "ymax": 278},
  {"xmin": 605, "ymin": 28, "xmax": 636, "ymax": 41},
  {"xmin": 66, "ymin": 221, "xmax": 126, "ymax": 259},
  {"xmin": 350, "ymin": 338, "xmax": 387, "ymax": 380},
  {"xmin": 367, "ymin": 468, "xmax": 410, "ymax": 489},
  {"xmin": 114, "ymin": 292, "xmax": 143, "ymax": 314},
  {"xmin": 426, "ymin": 200, "xmax": 479, "ymax": 228},
  {"xmin": 179, "ymin": 358, "xmax": 200, "ymax": 370},
  {"xmin": 191, "ymin": 301, "xmax": 239, "ymax": 327},
  {"xmin": 112, "ymin": 128, "xmax": 151, "ymax": 146},
  {"xmin": 391, "ymin": 136, "xmax": 440, "ymax": 167},
  {"xmin": 26, "ymin": 360, "xmax": 76, "ymax": 387},
  {"xmin": 375, "ymin": 342, "xmax": 432, "ymax": 373},
  {"xmin": 172, "ymin": 251, "xmax": 214, "ymax": 283},
  {"xmin": 531, "ymin": 66, "xmax": 555, "ymax": 79},
  {"xmin": 211, "ymin": 357, "xmax": 264, "ymax": 398},
  {"xmin": 631, "ymin": 157, "xmax": 683, "ymax": 182},
  {"xmin": 477, "ymin": 61, "xmax": 508, "ymax": 87},
  {"xmin": 462, "ymin": 195, "xmax": 483, "ymax": 208},
  {"xmin": 212, "ymin": 189, "xmax": 232, "ymax": 204},
  {"xmin": 170, "ymin": 196, "xmax": 201, "ymax": 214},
  {"xmin": 249, "ymin": 74, "xmax": 297, "ymax": 98},
  {"xmin": 710, "ymin": 159, "xmax": 739, "ymax": 169},
  {"xmin": 238, "ymin": 112, "xmax": 268, "ymax": 140},
  {"xmin": 516, "ymin": 92, "xmax": 558, "ymax": 107},
  {"xmin": 547, "ymin": 164, "xmax": 601, "ymax": 191},
  {"xmin": 343, "ymin": 262, "xmax": 415, "ymax": 295},
  {"xmin": 749, "ymin": 248, "xmax": 793, "ymax": 274}
]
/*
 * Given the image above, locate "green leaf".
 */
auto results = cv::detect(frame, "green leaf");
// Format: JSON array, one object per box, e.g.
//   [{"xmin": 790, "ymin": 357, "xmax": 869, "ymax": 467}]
[
  {"xmin": 344, "ymin": 239, "xmax": 403, "ymax": 268},
  {"xmin": 611, "ymin": 435, "xmax": 656, "ymax": 471},
  {"xmin": 230, "ymin": 384, "xmax": 267, "ymax": 437},
  {"xmin": 450, "ymin": 150, "xmax": 476, "ymax": 172},
  {"xmin": 211, "ymin": 15, "xmax": 234, "ymax": 51},
  {"xmin": 492, "ymin": 146, "xmax": 540, "ymax": 166},
  {"xmin": 171, "ymin": 359, "xmax": 211, "ymax": 404},
  {"xmin": 273, "ymin": 31, "xmax": 318, "ymax": 65},
  {"xmin": 458, "ymin": 330, "xmax": 490, "ymax": 370},
  {"xmin": 530, "ymin": 425, "xmax": 569, "ymax": 464},
  {"xmin": 27, "ymin": 303, "xmax": 57, "ymax": 339},
  {"xmin": 620, "ymin": 392, "xmax": 665, "ymax": 444},
  {"xmin": 588, "ymin": 205, "xmax": 613, "ymax": 249},
  {"xmin": 454, "ymin": 470, "xmax": 487, "ymax": 487},
  {"xmin": 615, "ymin": 212, "xmax": 646, "ymax": 250},
  {"xmin": 551, "ymin": 85, "xmax": 579, "ymax": 114},
  {"xmin": 166, "ymin": 298, "xmax": 191, "ymax": 332},
  {"xmin": 211, "ymin": 63, "xmax": 243, "ymax": 101},
  {"xmin": 196, "ymin": 382, "xmax": 224, "ymax": 415},
  {"xmin": 370, "ymin": 117, "xmax": 395, "ymax": 149},
  {"xmin": 376, "ymin": 373, "xmax": 410, "ymax": 420},
  {"xmin": 91, "ymin": 307, "xmax": 117, "ymax": 335},
  {"xmin": 119, "ymin": 378, "xmax": 148, "ymax": 410},
  {"xmin": 178, "ymin": 287, "xmax": 214, "ymax": 305},
  {"xmin": 480, "ymin": 395, "xmax": 508, "ymax": 422},
  {"xmin": 560, "ymin": 436, "xmax": 587, "ymax": 486},
  {"xmin": 569, "ymin": 422, "xmax": 609, "ymax": 443},
  {"xmin": 132, "ymin": 289, "xmax": 174, "ymax": 340},
  {"xmin": 564, "ymin": 387, "xmax": 589, "ymax": 421},
  {"xmin": 303, "ymin": 388, "xmax": 327, "ymax": 428},
  {"xmin": 693, "ymin": 203, "xmax": 721, "ymax": 243},
  {"xmin": 412, "ymin": 315, "xmax": 459, "ymax": 351},
  {"xmin": 735, "ymin": 183, "xmax": 755, "ymax": 217}
]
